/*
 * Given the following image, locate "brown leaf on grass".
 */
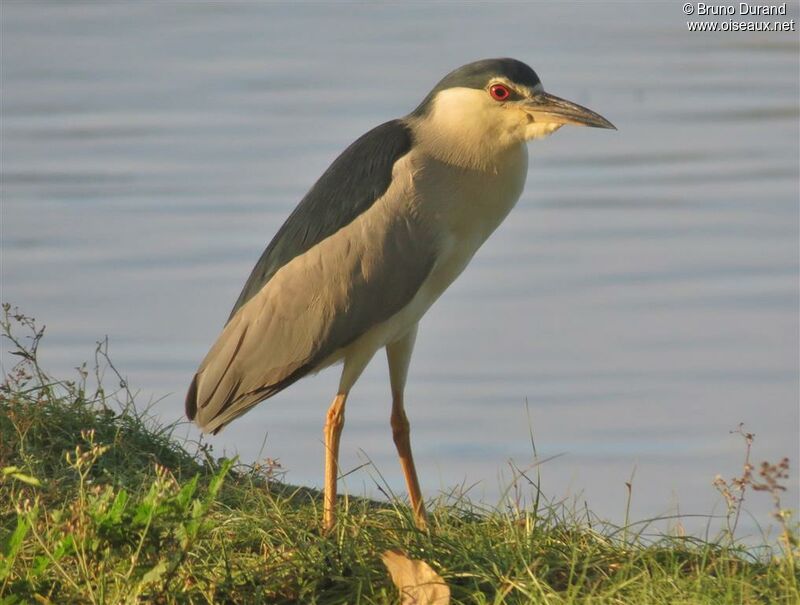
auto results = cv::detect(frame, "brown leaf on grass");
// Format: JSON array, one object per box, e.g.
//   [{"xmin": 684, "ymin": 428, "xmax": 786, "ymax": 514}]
[{"xmin": 381, "ymin": 549, "xmax": 450, "ymax": 605}]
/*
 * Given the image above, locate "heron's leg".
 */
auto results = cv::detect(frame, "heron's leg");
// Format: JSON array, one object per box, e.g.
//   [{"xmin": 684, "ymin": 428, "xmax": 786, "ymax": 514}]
[
  {"xmin": 386, "ymin": 325, "xmax": 428, "ymax": 529},
  {"xmin": 391, "ymin": 390, "xmax": 428, "ymax": 528},
  {"xmin": 323, "ymin": 391, "xmax": 348, "ymax": 532},
  {"xmin": 322, "ymin": 350, "xmax": 374, "ymax": 532}
]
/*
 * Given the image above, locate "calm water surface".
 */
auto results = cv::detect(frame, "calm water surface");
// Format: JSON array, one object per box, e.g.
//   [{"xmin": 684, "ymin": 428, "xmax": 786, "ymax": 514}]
[{"xmin": 3, "ymin": 2, "xmax": 798, "ymax": 540}]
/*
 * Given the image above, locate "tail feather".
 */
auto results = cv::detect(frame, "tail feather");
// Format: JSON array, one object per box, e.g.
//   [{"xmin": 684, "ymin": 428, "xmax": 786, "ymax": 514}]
[{"xmin": 185, "ymin": 373, "xmax": 199, "ymax": 420}]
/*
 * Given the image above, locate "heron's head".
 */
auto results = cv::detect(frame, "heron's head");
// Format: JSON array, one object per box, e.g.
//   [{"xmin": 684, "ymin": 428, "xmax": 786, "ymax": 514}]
[{"xmin": 408, "ymin": 58, "xmax": 615, "ymax": 169}]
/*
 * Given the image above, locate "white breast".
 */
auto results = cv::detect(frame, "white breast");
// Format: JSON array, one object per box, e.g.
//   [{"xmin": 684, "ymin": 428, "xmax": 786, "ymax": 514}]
[
  {"xmin": 412, "ymin": 144, "xmax": 529, "ymax": 300},
  {"xmin": 326, "ymin": 142, "xmax": 529, "ymax": 381},
  {"xmin": 357, "ymin": 143, "xmax": 529, "ymax": 350}
]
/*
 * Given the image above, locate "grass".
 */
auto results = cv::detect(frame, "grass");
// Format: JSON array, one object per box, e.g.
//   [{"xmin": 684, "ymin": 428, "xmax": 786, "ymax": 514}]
[{"xmin": 1, "ymin": 305, "xmax": 798, "ymax": 604}]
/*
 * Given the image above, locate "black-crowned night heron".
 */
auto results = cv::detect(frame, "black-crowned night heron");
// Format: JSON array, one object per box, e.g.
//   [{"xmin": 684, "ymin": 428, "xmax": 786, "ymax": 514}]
[{"xmin": 186, "ymin": 58, "xmax": 614, "ymax": 531}]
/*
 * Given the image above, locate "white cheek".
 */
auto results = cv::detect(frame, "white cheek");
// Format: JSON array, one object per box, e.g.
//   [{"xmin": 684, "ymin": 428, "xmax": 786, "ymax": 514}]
[{"xmin": 524, "ymin": 122, "xmax": 563, "ymax": 140}]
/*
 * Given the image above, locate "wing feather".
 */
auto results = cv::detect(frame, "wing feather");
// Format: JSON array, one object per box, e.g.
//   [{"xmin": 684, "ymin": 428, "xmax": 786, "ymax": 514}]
[
  {"xmin": 186, "ymin": 121, "xmax": 435, "ymax": 433},
  {"xmin": 227, "ymin": 119, "xmax": 414, "ymax": 321}
]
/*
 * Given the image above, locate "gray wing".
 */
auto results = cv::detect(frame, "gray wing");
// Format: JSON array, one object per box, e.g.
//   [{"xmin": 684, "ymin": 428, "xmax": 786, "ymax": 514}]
[
  {"xmin": 186, "ymin": 120, "xmax": 434, "ymax": 434},
  {"xmin": 227, "ymin": 119, "xmax": 414, "ymax": 322}
]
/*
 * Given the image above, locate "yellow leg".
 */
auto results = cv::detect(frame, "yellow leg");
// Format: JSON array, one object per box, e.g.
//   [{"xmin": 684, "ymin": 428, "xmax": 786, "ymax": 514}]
[
  {"xmin": 386, "ymin": 327, "xmax": 427, "ymax": 529},
  {"xmin": 391, "ymin": 391, "xmax": 428, "ymax": 529},
  {"xmin": 323, "ymin": 392, "xmax": 347, "ymax": 532}
]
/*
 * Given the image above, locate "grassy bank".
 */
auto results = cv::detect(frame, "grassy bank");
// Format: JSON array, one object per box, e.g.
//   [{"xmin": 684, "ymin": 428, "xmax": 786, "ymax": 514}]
[{"xmin": 1, "ymin": 307, "xmax": 797, "ymax": 604}]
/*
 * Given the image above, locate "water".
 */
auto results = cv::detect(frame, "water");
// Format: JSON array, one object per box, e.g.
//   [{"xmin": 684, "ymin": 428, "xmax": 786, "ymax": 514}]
[{"xmin": 3, "ymin": 2, "xmax": 798, "ymax": 541}]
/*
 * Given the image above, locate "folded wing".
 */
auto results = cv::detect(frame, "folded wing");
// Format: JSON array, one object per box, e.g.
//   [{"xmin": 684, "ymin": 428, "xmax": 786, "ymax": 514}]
[{"xmin": 186, "ymin": 120, "xmax": 434, "ymax": 434}]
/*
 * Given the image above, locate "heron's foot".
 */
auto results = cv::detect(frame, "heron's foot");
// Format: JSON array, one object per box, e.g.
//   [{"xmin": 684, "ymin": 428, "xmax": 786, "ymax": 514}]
[
  {"xmin": 412, "ymin": 505, "xmax": 429, "ymax": 531},
  {"xmin": 322, "ymin": 507, "xmax": 336, "ymax": 534}
]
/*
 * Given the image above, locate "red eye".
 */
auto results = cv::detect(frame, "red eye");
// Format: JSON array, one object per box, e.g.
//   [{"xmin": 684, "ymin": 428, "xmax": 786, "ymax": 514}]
[{"xmin": 489, "ymin": 84, "xmax": 510, "ymax": 101}]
